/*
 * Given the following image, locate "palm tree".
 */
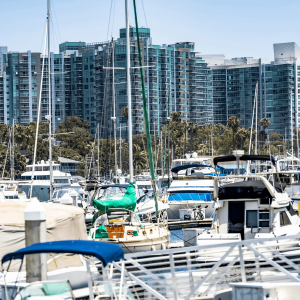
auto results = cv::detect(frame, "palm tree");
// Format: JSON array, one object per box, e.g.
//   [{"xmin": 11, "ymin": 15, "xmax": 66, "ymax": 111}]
[
  {"xmin": 259, "ymin": 118, "xmax": 271, "ymax": 152},
  {"xmin": 187, "ymin": 122, "xmax": 198, "ymax": 152},
  {"xmin": 227, "ymin": 116, "xmax": 241, "ymax": 150},
  {"xmin": 133, "ymin": 144, "xmax": 147, "ymax": 172},
  {"xmin": 236, "ymin": 127, "xmax": 248, "ymax": 149}
]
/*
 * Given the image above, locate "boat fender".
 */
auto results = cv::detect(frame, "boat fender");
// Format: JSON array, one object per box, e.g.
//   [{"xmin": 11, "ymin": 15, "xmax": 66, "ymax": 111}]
[
  {"xmin": 151, "ymin": 245, "xmax": 156, "ymax": 251},
  {"xmin": 162, "ymin": 243, "xmax": 166, "ymax": 250}
]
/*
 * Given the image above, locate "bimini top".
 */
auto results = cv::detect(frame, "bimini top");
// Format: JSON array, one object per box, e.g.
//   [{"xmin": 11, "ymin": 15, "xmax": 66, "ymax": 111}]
[
  {"xmin": 213, "ymin": 155, "xmax": 276, "ymax": 166},
  {"xmin": 2, "ymin": 240, "xmax": 124, "ymax": 267},
  {"xmin": 218, "ymin": 180, "xmax": 284, "ymax": 200},
  {"xmin": 171, "ymin": 164, "xmax": 212, "ymax": 174}
]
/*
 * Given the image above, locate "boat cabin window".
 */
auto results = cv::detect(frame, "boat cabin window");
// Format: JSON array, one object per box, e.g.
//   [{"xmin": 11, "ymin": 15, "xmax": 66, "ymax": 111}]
[
  {"xmin": 136, "ymin": 176, "xmax": 151, "ymax": 181},
  {"xmin": 26, "ymin": 167, "xmax": 32, "ymax": 171},
  {"xmin": 280, "ymin": 211, "xmax": 291, "ymax": 226},
  {"xmin": 246, "ymin": 210, "xmax": 258, "ymax": 228},
  {"xmin": 259, "ymin": 211, "xmax": 269, "ymax": 227},
  {"xmin": 138, "ymin": 185, "xmax": 152, "ymax": 190},
  {"xmin": 54, "ymin": 179, "xmax": 69, "ymax": 183},
  {"xmin": 246, "ymin": 210, "xmax": 270, "ymax": 228},
  {"xmin": 287, "ymin": 203, "xmax": 297, "ymax": 216},
  {"xmin": 137, "ymin": 195, "xmax": 150, "ymax": 204},
  {"xmin": 36, "ymin": 166, "xmax": 43, "ymax": 171},
  {"xmin": 43, "ymin": 166, "xmax": 50, "ymax": 171}
]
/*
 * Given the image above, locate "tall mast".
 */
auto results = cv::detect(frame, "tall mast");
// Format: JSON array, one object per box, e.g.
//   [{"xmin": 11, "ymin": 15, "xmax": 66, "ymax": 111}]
[
  {"xmin": 255, "ymin": 81, "xmax": 258, "ymax": 155},
  {"xmin": 120, "ymin": 123, "xmax": 122, "ymax": 172},
  {"xmin": 47, "ymin": 0, "xmax": 53, "ymax": 202},
  {"xmin": 291, "ymin": 87, "xmax": 294, "ymax": 166},
  {"xmin": 11, "ymin": 119, "xmax": 14, "ymax": 180},
  {"xmin": 126, "ymin": 0, "xmax": 133, "ymax": 182},
  {"xmin": 97, "ymin": 123, "xmax": 100, "ymax": 178},
  {"xmin": 111, "ymin": 37, "xmax": 118, "ymax": 174}
]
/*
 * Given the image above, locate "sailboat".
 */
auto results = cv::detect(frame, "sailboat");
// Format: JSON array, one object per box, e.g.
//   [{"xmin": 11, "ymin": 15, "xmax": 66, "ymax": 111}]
[{"xmin": 88, "ymin": 0, "xmax": 170, "ymax": 253}]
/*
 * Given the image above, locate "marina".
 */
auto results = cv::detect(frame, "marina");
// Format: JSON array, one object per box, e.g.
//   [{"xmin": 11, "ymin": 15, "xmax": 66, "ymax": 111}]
[{"xmin": 1, "ymin": 0, "xmax": 300, "ymax": 299}]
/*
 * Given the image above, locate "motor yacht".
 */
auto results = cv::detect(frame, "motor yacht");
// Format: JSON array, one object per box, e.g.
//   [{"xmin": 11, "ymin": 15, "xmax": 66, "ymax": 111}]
[
  {"xmin": 166, "ymin": 163, "xmax": 217, "ymax": 220},
  {"xmin": 185, "ymin": 155, "xmax": 300, "ymax": 250},
  {"xmin": 0, "ymin": 181, "xmax": 27, "ymax": 202},
  {"xmin": 19, "ymin": 160, "xmax": 74, "ymax": 201}
]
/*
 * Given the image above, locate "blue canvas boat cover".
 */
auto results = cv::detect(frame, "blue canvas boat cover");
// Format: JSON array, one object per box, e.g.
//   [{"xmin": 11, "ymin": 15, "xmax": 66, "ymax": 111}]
[{"xmin": 2, "ymin": 240, "xmax": 124, "ymax": 267}]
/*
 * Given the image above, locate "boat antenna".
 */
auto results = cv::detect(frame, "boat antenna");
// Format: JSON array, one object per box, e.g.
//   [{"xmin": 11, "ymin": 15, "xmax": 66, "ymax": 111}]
[{"xmin": 133, "ymin": 0, "xmax": 159, "ymax": 217}]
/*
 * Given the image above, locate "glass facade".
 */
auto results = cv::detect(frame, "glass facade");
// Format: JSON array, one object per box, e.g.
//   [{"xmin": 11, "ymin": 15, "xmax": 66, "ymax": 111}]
[
  {"xmin": 209, "ymin": 59, "xmax": 297, "ymax": 139},
  {"xmin": 95, "ymin": 30, "xmax": 212, "ymax": 139}
]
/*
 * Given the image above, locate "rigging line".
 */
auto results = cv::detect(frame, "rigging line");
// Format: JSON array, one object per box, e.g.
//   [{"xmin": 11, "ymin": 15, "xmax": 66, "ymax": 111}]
[
  {"xmin": 51, "ymin": 0, "xmax": 62, "ymax": 44},
  {"xmin": 141, "ymin": 0, "xmax": 148, "ymax": 29},
  {"xmin": 106, "ymin": 0, "xmax": 113, "ymax": 41}
]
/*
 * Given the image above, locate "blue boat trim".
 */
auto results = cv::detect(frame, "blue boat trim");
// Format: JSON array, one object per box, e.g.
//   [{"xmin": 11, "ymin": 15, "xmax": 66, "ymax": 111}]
[
  {"xmin": 2, "ymin": 240, "xmax": 124, "ymax": 267},
  {"xmin": 168, "ymin": 193, "xmax": 213, "ymax": 202}
]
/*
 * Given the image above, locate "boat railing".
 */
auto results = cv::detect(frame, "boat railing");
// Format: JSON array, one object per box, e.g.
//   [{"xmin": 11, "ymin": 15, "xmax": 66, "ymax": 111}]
[{"xmin": 105, "ymin": 234, "xmax": 300, "ymax": 299}]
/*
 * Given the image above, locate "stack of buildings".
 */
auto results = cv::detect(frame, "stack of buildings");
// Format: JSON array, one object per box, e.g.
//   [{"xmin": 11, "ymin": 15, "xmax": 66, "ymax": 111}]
[{"xmin": 0, "ymin": 28, "xmax": 299, "ymax": 139}]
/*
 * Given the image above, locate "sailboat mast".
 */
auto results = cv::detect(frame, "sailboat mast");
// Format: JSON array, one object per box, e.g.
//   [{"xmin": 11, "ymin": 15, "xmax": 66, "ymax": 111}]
[
  {"xmin": 97, "ymin": 123, "xmax": 100, "ymax": 178},
  {"xmin": 47, "ymin": 0, "xmax": 53, "ymax": 202},
  {"xmin": 112, "ymin": 37, "xmax": 118, "ymax": 174},
  {"xmin": 126, "ymin": 0, "xmax": 133, "ymax": 182},
  {"xmin": 120, "ymin": 122, "xmax": 122, "ymax": 171},
  {"xmin": 290, "ymin": 87, "xmax": 294, "ymax": 166},
  {"xmin": 11, "ymin": 119, "xmax": 14, "ymax": 180},
  {"xmin": 255, "ymin": 81, "xmax": 258, "ymax": 155}
]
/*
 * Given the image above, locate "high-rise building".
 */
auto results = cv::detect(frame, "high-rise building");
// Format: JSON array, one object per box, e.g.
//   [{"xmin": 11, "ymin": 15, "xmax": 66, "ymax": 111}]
[
  {"xmin": 94, "ymin": 28, "xmax": 212, "ymax": 139},
  {"xmin": 202, "ymin": 42, "xmax": 300, "ymax": 139}
]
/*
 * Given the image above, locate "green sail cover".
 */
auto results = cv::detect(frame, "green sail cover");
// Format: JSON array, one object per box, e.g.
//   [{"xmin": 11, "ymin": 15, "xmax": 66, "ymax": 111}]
[{"xmin": 93, "ymin": 183, "xmax": 136, "ymax": 215}]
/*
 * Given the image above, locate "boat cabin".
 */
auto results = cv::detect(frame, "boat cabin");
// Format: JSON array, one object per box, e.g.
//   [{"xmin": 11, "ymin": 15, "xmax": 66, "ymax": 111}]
[{"xmin": 210, "ymin": 155, "xmax": 300, "ymax": 241}]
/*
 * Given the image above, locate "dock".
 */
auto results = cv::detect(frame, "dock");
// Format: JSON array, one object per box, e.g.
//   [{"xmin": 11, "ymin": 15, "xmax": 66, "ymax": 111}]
[{"xmin": 167, "ymin": 218, "xmax": 212, "ymax": 230}]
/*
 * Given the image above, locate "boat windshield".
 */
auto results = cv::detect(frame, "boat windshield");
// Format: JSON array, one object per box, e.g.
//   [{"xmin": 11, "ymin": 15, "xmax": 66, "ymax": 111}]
[
  {"xmin": 14, "ymin": 281, "xmax": 73, "ymax": 300},
  {"xmin": 95, "ymin": 186, "xmax": 127, "ymax": 200},
  {"xmin": 136, "ymin": 176, "xmax": 151, "ymax": 181}
]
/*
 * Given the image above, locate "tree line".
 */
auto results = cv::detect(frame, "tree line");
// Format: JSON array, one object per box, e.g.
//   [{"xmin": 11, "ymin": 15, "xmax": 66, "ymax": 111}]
[{"xmin": 0, "ymin": 113, "xmax": 297, "ymax": 179}]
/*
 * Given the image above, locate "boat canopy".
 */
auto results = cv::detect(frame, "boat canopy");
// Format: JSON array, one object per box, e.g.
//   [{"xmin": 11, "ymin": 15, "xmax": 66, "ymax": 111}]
[
  {"xmin": 171, "ymin": 164, "xmax": 213, "ymax": 173},
  {"xmin": 218, "ymin": 180, "xmax": 284, "ymax": 200},
  {"xmin": 2, "ymin": 240, "xmax": 124, "ymax": 267},
  {"xmin": 93, "ymin": 182, "xmax": 136, "ymax": 214},
  {"xmin": 213, "ymin": 155, "xmax": 276, "ymax": 166}
]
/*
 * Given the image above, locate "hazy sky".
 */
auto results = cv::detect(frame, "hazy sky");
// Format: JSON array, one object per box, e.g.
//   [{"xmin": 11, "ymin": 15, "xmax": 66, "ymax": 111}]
[{"xmin": 1, "ymin": 0, "xmax": 300, "ymax": 62}]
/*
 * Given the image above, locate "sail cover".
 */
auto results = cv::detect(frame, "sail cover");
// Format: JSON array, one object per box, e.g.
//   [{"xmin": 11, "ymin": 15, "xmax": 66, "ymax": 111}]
[{"xmin": 93, "ymin": 183, "xmax": 136, "ymax": 214}]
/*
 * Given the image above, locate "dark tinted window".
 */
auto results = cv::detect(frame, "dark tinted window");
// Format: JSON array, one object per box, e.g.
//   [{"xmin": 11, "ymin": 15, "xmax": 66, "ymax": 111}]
[
  {"xmin": 246, "ymin": 210, "xmax": 258, "ymax": 228},
  {"xmin": 280, "ymin": 211, "xmax": 291, "ymax": 226},
  {"xmin": 288, "ymin": 203, "xmax": 297, "ymax": 216}
]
